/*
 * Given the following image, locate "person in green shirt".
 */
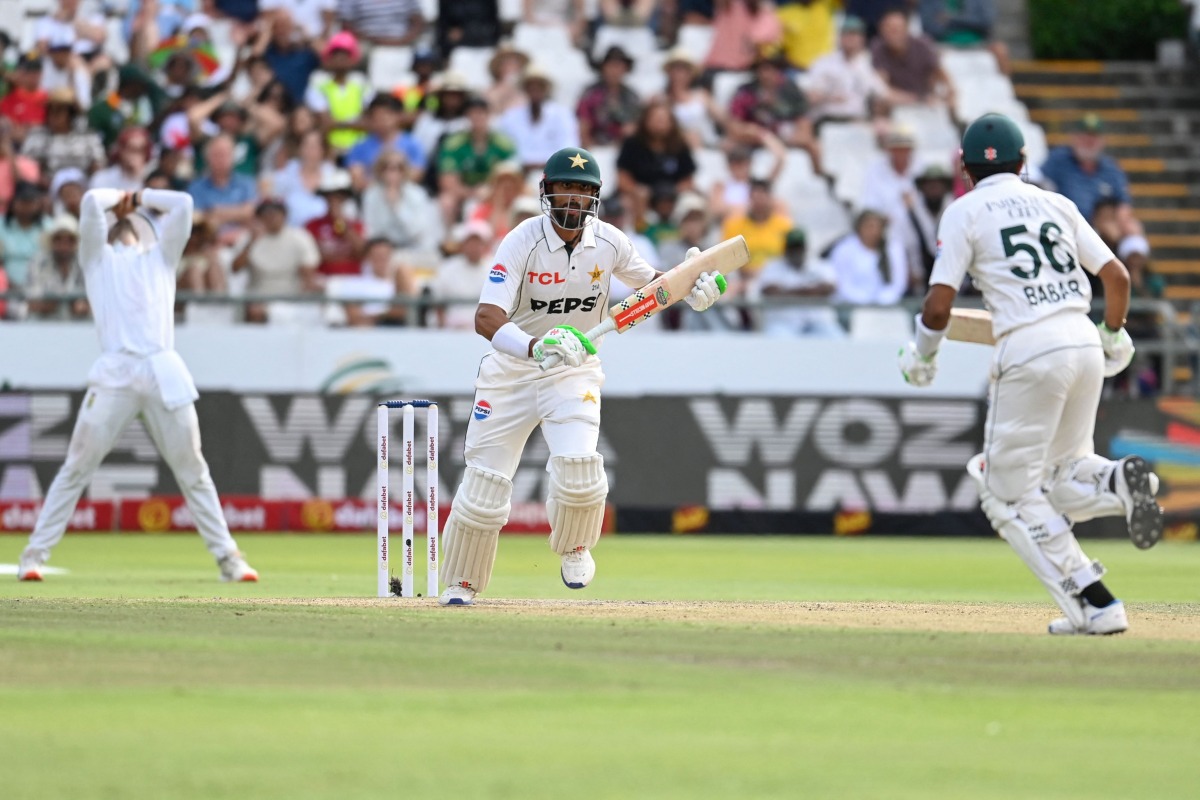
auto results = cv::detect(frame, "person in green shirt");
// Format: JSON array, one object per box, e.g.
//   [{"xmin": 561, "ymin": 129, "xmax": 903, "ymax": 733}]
[{"xmin": 436, "ymin": 94, "xmax": 515, "ymax": 223}]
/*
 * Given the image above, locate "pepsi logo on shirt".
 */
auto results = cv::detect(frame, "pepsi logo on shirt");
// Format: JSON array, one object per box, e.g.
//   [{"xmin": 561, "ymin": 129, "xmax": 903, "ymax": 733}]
[
  {"xmin": 489, "ymin": 264, "xmax": 508, "ymax": 283},
  {"xmin": 473, "ymin": 400, "xmax": 492, "ymax": 421}
]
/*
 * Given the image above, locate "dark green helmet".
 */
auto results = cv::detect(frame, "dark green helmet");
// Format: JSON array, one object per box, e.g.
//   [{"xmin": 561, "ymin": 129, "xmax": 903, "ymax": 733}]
[
  {"xmin": 542, "ymin": 147, "xmax": 603, "ymax": 189},
  {"xmin": 960, "ymin": 113, "xmax": 1026, "ymax": 167}
]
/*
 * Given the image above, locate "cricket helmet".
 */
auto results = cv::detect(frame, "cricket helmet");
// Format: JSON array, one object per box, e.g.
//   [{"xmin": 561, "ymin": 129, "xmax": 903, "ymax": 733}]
[
  {"xmin": 960, "ymin": 113, "xmax": 1025, "ymax": 167},
  {"xmin": 540, "ymin": 147, "xmax": 603, "ymax": 230}
]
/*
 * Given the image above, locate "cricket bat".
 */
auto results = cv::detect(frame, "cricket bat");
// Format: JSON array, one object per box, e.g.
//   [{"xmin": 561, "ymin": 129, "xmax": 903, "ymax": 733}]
[
  {"xmin": 540, "ymin": 236, "xmax": 751, "ymax": 369},
  {"xmin": 946, "ymin": 308, "xmax": 996, "ymax": 345}
]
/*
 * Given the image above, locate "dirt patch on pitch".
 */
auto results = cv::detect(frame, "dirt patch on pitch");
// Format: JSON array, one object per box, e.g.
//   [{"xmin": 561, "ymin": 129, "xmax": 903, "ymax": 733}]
[{"xmin": 240, "ymin": 597, "xmax": 1200, "ymax": 641}]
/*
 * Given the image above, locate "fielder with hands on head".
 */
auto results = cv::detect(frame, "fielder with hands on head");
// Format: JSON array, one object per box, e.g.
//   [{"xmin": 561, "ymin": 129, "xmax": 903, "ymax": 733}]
[
  {"xmin": 438, "ymin": 146, "xmax": 726, "ymax": 606},
  {"xmin": 17, "ymin": 188, "xmax": 258, "ymax": 583},
  {"xmin": 899, "ymin": 114, "xmax": 1162, "ymax": 635}
]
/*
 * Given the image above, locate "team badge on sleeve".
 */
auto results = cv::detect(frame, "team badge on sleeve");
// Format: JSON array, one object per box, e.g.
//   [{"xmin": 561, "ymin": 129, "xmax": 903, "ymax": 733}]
[
  {"xmin": 473, "ymin": 400, "xmax": 492, "ymax": 421},
  {"xmin": 488, "ymin": 264, "xmax": 508, "ymax": 284}
]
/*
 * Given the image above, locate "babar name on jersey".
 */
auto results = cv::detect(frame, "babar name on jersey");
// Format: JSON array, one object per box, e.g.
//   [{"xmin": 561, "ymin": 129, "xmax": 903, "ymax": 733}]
[{"xmin": 1023, "ymin": 278, "xmax": 1085, "ymax": 307}]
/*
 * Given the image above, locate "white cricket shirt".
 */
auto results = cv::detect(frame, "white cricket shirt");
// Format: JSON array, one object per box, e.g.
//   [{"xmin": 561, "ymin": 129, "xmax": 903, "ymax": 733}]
[{"xmin": 929, "ymin": 173, "xmax": 1115, "ymax": 338}]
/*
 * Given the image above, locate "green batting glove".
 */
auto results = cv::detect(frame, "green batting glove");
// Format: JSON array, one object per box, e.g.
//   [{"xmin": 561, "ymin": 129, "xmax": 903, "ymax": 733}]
[
  {"xmin": 555, "ymin": 324, "xmax": 598, "ymax": 355},
  {"xmin": 713, "ymin": 272, "xmax": 727, "ymax": 294}
]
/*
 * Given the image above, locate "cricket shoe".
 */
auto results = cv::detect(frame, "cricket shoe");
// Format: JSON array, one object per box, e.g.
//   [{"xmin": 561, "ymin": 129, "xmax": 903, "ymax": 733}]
[
  {"xmin": 560, "ymin": 548, "xmax": 595, "ymax": 589},
  {"xmin": 1114, "ymin": 456, "xmax": 1163, "ymax": 550},
  {"xmin": 218, "ymin": 552, "xmax": 259, "ymax": 583},
  {"xmin": 17, "ymin": 552, "xmax": 44, "ymax": 582},
  {"xmin": 438, "ymin": 583, "xmax": 476, "ymax": 606},
  {"xmin": 1048, "ymin": 599, "xmax": 1128, "ymax": 636}
]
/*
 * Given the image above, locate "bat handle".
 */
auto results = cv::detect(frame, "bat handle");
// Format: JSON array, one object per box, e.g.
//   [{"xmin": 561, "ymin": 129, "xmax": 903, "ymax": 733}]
[{"xmin": 537, "ymin": 319, "xmax": 613, "ymax": 372}]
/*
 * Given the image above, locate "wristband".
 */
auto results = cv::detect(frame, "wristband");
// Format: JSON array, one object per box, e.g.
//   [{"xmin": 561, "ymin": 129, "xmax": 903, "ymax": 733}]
[
  {"xmin": 914, "ymin": 313, "xmax": 947, "ymax": 358},
  {"xmin": 492, "ymin": 321, "xmax": 535, "ymax": 359}
]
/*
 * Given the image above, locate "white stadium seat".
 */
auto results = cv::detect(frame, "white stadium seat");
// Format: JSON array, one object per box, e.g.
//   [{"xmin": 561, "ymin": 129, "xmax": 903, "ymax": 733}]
[
  {"xmin": 369, "ymin": 47, "xmax": 413, "ymax": 92},
  {"xmin": 692, "ymin": 147, "xmax": 730, "ymax": 193},
  {"xmin": 794, "ymin": 200, "xmax": 852, "ymax": 256},
  {"xmin": 892, "ymin": 104, "xmax": 959, "ymax": 153},
  {"xmin": 712, "ymin": 71, "xmax": 751, "ymax": 111},
  {"xmin": 588, "ymin": 145, "xmax": 618, "ymax": 198},
  {"xmin": 448, "ymin": 46, "xmax": 495, "ymax": 92},
  {"xmin": 849, "ymin": 307, "xmax": 913, "ymax": 341},
  {"xmin": 676, "ymin": 24, "xmax": 714, "ymax": 62},
  {"xmin": 820, "ymin": 122, "xmax": 879, "ymax": 205},
  {"xmin": 592, "ymin": 25, "xmax": 658, "ymax": 63},
  {"xmin": 939, "ymin": 48, "xmax": 999, "ymax": 81}
]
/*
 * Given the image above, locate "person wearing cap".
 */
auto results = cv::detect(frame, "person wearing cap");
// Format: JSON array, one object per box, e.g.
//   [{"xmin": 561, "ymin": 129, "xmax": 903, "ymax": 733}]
[
  {"xmin": 20, "ymin": 87, "xmax": 105, "ymax": 177},
  {"xmin": 0, "ymin": 119, "xmax": 41, "ymax": 216},
  {"xmin": 361, "ymin": 149, "xmax": 440, "ymax": 257},
  {"xmin": 344, "ymin": 94, "xmax": 427, "ymax": 188},
  {"xmin": 1040, "ymin": 114, "xmax": 1147, "ymax": 261},
  {"xmin": 393, "ymin": 48, "xmax": 441, "ymax": 112},
  {"xmin": 0, "ymin": 56, "xmax": 49, "ymax": 141},
  {"xmin": 187, "ymin": 89, "xmax": 283, "ymax": 177},
  {"xmin": 233, "ymin": 197, "xmax": 323, "ymax": 323},
  {"xmin": 305, "ymin": 169, "xmax": 365, "ymax": 277},
  {"xmin": 828, "ymin": 208, "xmax": 908, "ymax": 305},
  {"xmin": 728, "ymin": 50, "xmax": 821, "ymax": 172},
  {"xmin": 663, "ymin": 46, "xmax": 722, "ymax": 149},
  {"xmin": 87, "ymin": 64, "xmax": 166, "ymax": 150},
  {"xmin": 305, "ymin": 31, "xmax": 373, "ymax": 152},
  {"xmin": 41, "ymin": 29, "xmax": 94, "ymax": 109},
  {"xmin": 429, "ymin": 220, "xmax": 494, "ymax": 329},
  {"xmin": 0, "ymin": 181, "xmax": 49, "ymax": 286},
  {"xmin": 23, "ymin": 213, "xmax": 88, "ymax": 320},
  {"xmin": 704, "ymin": 0, "xmax": 784, "ymax": 72},
  {"xmin": 803, "ymin": 15, "xmax": 890, "ymax": 125},
  {"xmin": 340, "ymin": 0, "xmax": 425, "ymax": 47},
  {"xmin": 49, "ymin": 167, "xmax": 85, "ymax": 218},
  {"xmin": 498, "ymin": 65, "xmax": 580, "ymax": 172},
  {"xmin": 776, "ymin": 0, "xmax": 840, "ymax": 70},
  {"xmin": 437, "ymin": 95, "xmax": 516, "ymax": 221},
  {"xmin": 901, "ymin": 113, "xmax": 1158, "ymax": 636},
  {"xmin": 757, "ymin": 227, "xmax": 843, "ymax": 337},
  {"xmin": 899, "ymin": 162, "xmax": 955, "ymax": 278},
  {"xmin": 18, "ymin": 186, "xmax": 259, "ymax": 584},
  {"xmin": 576, "ymin": 46, "xmax": 642, "ymax": 150},
  {"xmin": 187, "ymin": 134, "xmax": 260, "ymax": 242},
  {"xmin": 485, "ymin": 42, "xmax": 531, "ymax": 115},
  {"xmin": 858, "ymin": 124, "xmax": 919, "ymax": 244},
  {"xmin": 871, "ymin": 9, "xmax": 955, "ymax": 109}
]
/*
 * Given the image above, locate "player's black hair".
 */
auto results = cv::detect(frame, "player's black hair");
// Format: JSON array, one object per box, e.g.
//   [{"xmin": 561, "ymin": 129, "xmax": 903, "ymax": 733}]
[{"xmin": 964, "ymin": 159, "xmax": 1023, "ymax": 183}]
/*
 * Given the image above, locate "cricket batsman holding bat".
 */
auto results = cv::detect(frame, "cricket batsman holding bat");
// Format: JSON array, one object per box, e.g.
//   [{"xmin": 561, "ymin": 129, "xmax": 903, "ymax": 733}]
[
  {"xmin": 899, "ymin": 114, "xmax": 1163, "ymax": 634},
  {"xmin": 438, "ymin": 147, "xmax": 727, "ymax": 605},
  {"xmin": 17, "ymin": 189, "xmax": 257, "ymax": 583}
]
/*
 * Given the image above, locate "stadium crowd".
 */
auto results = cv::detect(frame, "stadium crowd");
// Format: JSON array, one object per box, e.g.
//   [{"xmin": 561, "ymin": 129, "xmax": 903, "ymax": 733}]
[{"xmin": 0, "ymin": 0, "xmax": 1158, "ymax": 339}]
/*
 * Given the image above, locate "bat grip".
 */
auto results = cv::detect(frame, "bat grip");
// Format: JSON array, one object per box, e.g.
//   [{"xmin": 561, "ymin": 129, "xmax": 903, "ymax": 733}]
[{"xmin": 537, "ymin": 319, "xmax": 613, "ymax": 372}]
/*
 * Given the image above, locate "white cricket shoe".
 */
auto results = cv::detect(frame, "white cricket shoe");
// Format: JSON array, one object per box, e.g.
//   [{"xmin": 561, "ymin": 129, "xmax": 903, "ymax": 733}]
[
  {"xmin": 217, "ymin": 552, "xmax": 259, "ymax": 583},
  {"xmin": 438, "ymin": 583, "xmax": 476, "ymax": 606},
  {"xmin": 1048, "ymin": 599, "xmax": 1128, "ymax": 636},
  {"xmin": 1114, "ymin": 456, "xmax": 1164, "ymax": 550},
  {"xmin": 17, "ymin": 552, "xmax": 44, "ymax": 582},
  {"xmin": 560, "ymin": 548, "xmax": 595, "ymax": 589}
]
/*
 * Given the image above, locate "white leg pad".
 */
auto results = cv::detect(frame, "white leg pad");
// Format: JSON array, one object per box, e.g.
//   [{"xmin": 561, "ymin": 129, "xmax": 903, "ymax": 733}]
[
  {"xmin": 546, "ymin": 453, "xmax": 609, "ymax": 555},
  {"xmin": 968, "ymin": 454, "xmax": 1102, "ymax": 630},
  {"xmin": 1045, "ymin": 455, "xmax": 1125, "ymax": 523},
  {"xmin": 440, "ymin": 466, "xmax": 512, "ymax": 594}
]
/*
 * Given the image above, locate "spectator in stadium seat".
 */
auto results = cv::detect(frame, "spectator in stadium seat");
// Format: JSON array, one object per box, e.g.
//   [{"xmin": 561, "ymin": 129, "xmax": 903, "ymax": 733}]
[
  {"xmin": 577, "ymin": 46, "xmax": 643, "ymax": 150},
  {"xmin": 859, "ymin": 125, "xmax": 917, "ymax": 224},
  {"xmin": 430, "ymin": 219, "xmax": 495, "ymax": 329},
  {"xmin": 1040, "ymin": 114, "xmax": 1148, "ymax": 263},
  {"xmin": 844, "ymin": 0, "xmax": 900, "ymax": 38},
  {"xmin": 233, "ymin": 198, "xmax": 322, "ymax": 323},
  {"xmin": 803, "ymin": 15, "xmax": 890, "ymax": 125},
  {"xmin": 708, "ymin": 136, "xmax": 787, "ymax": 219},
  {"xmin": 306, "ymin": 32, "xmax": 373, "ymax": 153},
  {"xmin": 339, "ymin": 0, "xmax": 425, "ymax": 47},
  {"xmin": 0, "ymin": 56, "xmax": 49, "ymax": 145},
  {"xmin": 0, "ymin": 120, "xmax": 41, "ymax": 216},
  {"xmin": 41, "ymin": 30, "xmax": 93, "ymax": 110},
  {"xmin": 49, "ymin": 168, "xmax": 84, "ymax": 218},
  {"xmin": 720, "ymin": 177, "xmax": 792, "ymax": 275},
  {"xmin": 704, "ymin": 0, "xmax": 783, "ymax": 73},
  {"xmin": 332, "ymin": 237, "xmax": 418, "ymax": 326},
  {"xmin": 178, "ymin": 216, "xmax": 228, "ymax": 298},
  {"xmin": 776, "ymin": 0, "xmax": 839, "ymax": 71},
  {"xmin": 394, "ymin": 49, "xmax": 442, "ymax": 112},
  {"xmin": 88, "ymin": 64, "xmax": 165, "ymax": 150},
  {"xmin": 411, "ymin": 72, "xmax": 472, "ymax": 165},
  {"xmin": 485, "ymin": 43, "xmax": 531, "ymax": 115},
  {"xmin": 828, "ymin": 208, "xmax": 908, "ymax": 305},
  {"xmin": 188, "ymin": 134, "xmax": 259, "ymax": 243},
  {"xmin": 362, "ymin": 151, "xmax": 441, "ymax": 258},
  {"xmin": 269, "ymin": 106, "xmax": 322, "ymax": 171},
  {"xmin": 871, "ymin": 9, "xmax": 955, "ymax": 109},
  {"xmin": 901, "ymin": 162, "xmax": 954, "ymax": 287},
  {"xmin": 35, "ymin": 0, "xmax": 107, "ymax": 66},
  {"xmin": 918, "ymin": 0, "xmax": 1010, "ymax": 75},
  {"xmin": 499, "ymin": 66, "xmax": 580, "ymax": 172},
  {"xmin": 523, "ymin": 0, "xmax": 589, "ymax": 46},
  {"xmin": 727, "ymin": 52, "xmax": 821, "ymax": 173},
  {"xmin": 617, "ymin": 97, "xmax": 697, "ymax": 224},
  {"xmin": 345, "ymin": 95, "xmax": 427, "ymax": 190},
  {"xmin": 21, "ymin": 88, "xmax": 105, "ymax": 178},
  {"xmin": 259, "ymin": 12, "xmax": 323, "ymax": 106},
  {"xmin": 662, "ymin": 47, "xmax": 722, "ymax": 149},
  {"xmin": 89, "ymin": 127, "xmax": 152, "ymax": 192},
  {"xmin": 260, "ymin": 0, "xmax": 337, "ymax": 44},
  {"xmin": 659, "ymin": 193, "xmax": 713, "ymax": 273},
  {"xmin": 23, "ymin": 214, "xmax": 87, "ymax": 320},
  {"xmin": 437, "ymin": 0, "xmax": 502, "ymax": 54},
  {"xmin": 0, "ymin": 182, "xmax": 49, "ymax": 287},
  {"xmin": 186, "ymin": 94, "xmax": 280, "ymax": 178},
  {"xmin": 467, "ymin": 160, "xmax": 528, "ymax": 243},
  {"xmin": 306, "ymin": 169, "xmax": 365, "ymax": 277},
  {"xmin": 756, "ymin": 227, "xmax": 844, "ymax": 337},
  {"xmin": 266, "ymin": 129, "xmax": 339, "ymax": 227},
  {"xmin": 438, "ymin": 96, "xmax": 517, "ymax": 222}
]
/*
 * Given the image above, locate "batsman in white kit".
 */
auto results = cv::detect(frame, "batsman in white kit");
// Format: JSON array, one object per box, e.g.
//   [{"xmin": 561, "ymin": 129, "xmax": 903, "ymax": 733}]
[
  {"xmin": 438, "ymin": 147, "xmax": 728, "ymax": 605},
  {"xmin": 899, "ymin": 114, "xmax": 1163, "ymax": 635},
  {"xmin": 17, "ymin": 189, "xmax": 258, "ymax": 583}
]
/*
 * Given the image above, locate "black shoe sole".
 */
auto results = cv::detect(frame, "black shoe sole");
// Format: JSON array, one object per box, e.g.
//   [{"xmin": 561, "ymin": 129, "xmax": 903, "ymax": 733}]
[{"xmin": 1123, "ymin": 457, "xmax": 1164, "ymax": 550}]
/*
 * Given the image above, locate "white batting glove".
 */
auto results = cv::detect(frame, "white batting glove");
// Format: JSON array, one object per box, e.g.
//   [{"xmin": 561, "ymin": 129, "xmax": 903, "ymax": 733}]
[
  {"xmin": 532, "ymin": 325, "xmax": 596, "ymax": 369},
  {"xmin": 1098, "ymin": 323, "xmax": 1134, "ymax": 377},
  {"xmin": 898, "ymin": 342, "xmax": 937, "ymax": 388},
  {"xmin": 684, "ymin": 271, "xmax": 727, "ymax": 312}
]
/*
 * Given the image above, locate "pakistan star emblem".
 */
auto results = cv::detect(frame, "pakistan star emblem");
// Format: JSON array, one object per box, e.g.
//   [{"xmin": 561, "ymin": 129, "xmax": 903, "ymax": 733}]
[
  {"xmin": 588, "ymin": 265, "xmax": 603, "ymax": 282},
  {"xmin": 582, "ymin": 390, "xmax": 598, "ymax": 404},
  {"xmin": 569, "ymin": 153, "xmax": 589, "ymax": 169}
]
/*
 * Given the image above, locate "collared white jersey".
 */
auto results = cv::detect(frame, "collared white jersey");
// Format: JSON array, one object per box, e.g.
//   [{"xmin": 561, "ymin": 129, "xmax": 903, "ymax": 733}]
[
  {"xmin": 479, "ymin": 215, "xmax": 657, "ymax": 355},
  {"xmin": 929, "ymin": 173, "xmax": 1115, "ymax": 338},
  {"xmin": 79, "ymin": 188, "xmax": 193, "ymax": 357}
]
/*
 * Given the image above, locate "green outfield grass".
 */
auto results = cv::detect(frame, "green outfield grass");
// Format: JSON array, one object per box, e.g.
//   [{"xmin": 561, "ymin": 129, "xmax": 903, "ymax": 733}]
[{"xmin": 2, "ymin": 535, "xmax": 1199, "ymax": 800}]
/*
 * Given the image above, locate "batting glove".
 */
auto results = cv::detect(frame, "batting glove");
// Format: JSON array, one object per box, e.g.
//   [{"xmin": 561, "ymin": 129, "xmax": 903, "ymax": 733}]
[
  {"xmin": 1097, "ymin": 323, "xmax": 1135, "ymax": 377},
  {"xmin": 532, "ymin": 325, "xmax": 597, "ymax": 368},
  {"xmin": 685, "ymin": 271, "xmax": 728, "ymax": 312},
  {"xmin": 898, "ymin": 342, "xmax": 937, "ymax": 388}
]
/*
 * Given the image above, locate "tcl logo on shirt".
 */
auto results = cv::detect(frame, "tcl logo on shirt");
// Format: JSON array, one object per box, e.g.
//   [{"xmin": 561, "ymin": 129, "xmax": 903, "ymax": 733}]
[
  {"xmin": 528, "ymin": 272, "xmax": 565, "ymax": 285},
  {"xmin": 489, "ymin": 264, "xmax": 508, "ymax": 283},
  {"xmin": 530, "ymin": 297, "xmax": 599, "ymax": 314}
]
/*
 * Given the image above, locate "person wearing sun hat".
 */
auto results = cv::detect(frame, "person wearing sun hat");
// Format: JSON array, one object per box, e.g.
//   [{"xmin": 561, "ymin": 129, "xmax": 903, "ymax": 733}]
[
  {"xmin": 662, "ymin": 45, "xmax": 720, "ymax": 148},
  {"xmin": 23, "ymin": 213, "xmax": 88, "ymax": 320},
  {"xmin": 305, "ymin": 169, "xmax": 366, "ymax": 277},
  {"xmin": 498, "ymin": 64, "xmax": 579, "ymax": 171},
  {"xmin": 576, "ymin": 45, "xmax": 641, "ymax": 149}
]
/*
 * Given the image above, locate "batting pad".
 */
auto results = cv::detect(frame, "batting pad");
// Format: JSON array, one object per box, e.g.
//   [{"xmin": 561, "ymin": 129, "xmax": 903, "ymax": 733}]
[
  {"xmin": 440, "ymin": 466, "xmax": 512, "ymax": 593},
  {"xmin": 1045, "ymin": 455, "xmax": 1125, "ymax": 523},
  {"xmin": 547, "ymin": 453, "xmax": 609, "ymax": 555}
]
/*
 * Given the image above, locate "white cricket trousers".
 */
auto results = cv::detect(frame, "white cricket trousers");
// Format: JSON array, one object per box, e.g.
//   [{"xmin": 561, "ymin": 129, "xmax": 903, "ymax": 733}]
[
  {"xmin": 982, "ymin": 311, "xmax": 1106, "ymax": 502},
  {"xmin": 464, "ymin": 355, "xmax": 605, "ymax": 477},
  {"xmin": 24, "ymin": 381, "xmax": 240, "ymax": 563}
]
